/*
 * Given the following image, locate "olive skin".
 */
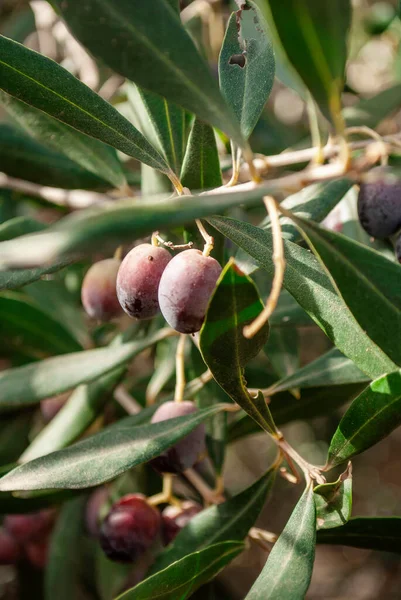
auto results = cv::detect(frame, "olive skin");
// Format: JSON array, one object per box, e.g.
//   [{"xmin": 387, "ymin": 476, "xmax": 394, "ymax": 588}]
[
  {"xmin": 116, "ymin": 244, "xmax": 172, "ymax": 319},
  {"xmin": 0, "ymin": 529, "xmax": 21, "ymax": 565},
  {"xmin": 148, "ymin": 401, "xmax": 206, "ymax": 474},
  {"xmin": 161, "ymin": 501, "xmax": 202, "ymax": 545},
  {"xmin": 357, "ymin": 167, "xmax": 401, "ymax": 239},
  {"xmin": 4, "ymin": 510, "xmax": 54, "ymax": 544},
  {"xmin": 81, "ymin": 258, "xmax": 122, "ymax": 321},
  {"xmin": 158, "ymin": 249, "xmax": 222, "ymax": 333},
  {"xmin": 99, "ymin": 494, "xmax": 161, "ymax": 563}
]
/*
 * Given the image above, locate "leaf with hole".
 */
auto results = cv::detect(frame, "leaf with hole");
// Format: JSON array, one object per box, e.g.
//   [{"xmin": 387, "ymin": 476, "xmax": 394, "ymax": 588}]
[
  {"xmin": 200, "ymin": 260, "xmax": 276, "ymax": 435},
  {"xmin": 51, "ymin": 0, "xmax": 245, "ymax": 148},
  {"xmin": 219, "ymin": 1, "xmax": 275, "ymax": 138},
  {"xmin": 246, "ymin": 484, "xmax": 316, "ymax": 600}
]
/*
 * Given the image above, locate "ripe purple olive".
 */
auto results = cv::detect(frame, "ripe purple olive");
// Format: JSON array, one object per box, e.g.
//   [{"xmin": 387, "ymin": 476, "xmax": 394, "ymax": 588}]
[
  {"xmin": 358, "ymin": 167, "xmax": 401, "ymax": 239},
  {"xmin": 0, "ymin": 529, "xmax": 20, "ymax": 565},
  {"xmin": 81, "ymin": 258, "xmax": 122, "ymax": 321},
  {"xmin": 99, "ymin": 494, "xmax": 161, "ymax": 563},
  {"xmin": 116, "ymin": 244, "xmax": 172, "ymax": 319},
  {"xmin": 161, "ymin": 501, "xmax": 202, "ymax": 545},
  {"xmin": 158, "ymin": 249, "xmax": 222, "ymax": 333},
  {"xmin": 3, "ymin": 510, "xmax": 55, "ymax": 544},
  {"xmin": 25, "ymin": 538, "xmax": 49, "ymax": 569},
  {"xmin": 149, "ymin": 401, "xmax": 206, "ymax": 474}
]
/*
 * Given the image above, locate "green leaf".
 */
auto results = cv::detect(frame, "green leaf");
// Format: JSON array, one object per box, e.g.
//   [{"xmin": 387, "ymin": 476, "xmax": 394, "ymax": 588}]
[
  {"xmin": 0, "ymin": 92, "xmax": 126, "ymax": 189},
  {"xmin": 229, "ymin": 383, "xmax": 365, "ymax": 442},
  {"xmin": 219, "ymin": 1, "xmax": 275, "ymax": 138},
  {"xmin": 200, "ymin": 261, "xmax": 276, "ymax": 435},
  {"xmin": 181, "ymin": 119, "xmax": 222, "ymax": 190},
  {"xmin": 0, "ymin": 123, "xmax": 108, "ymax": 190},
  {"xmin": 117, "ymin": 541, "xmax": 244, "ymax": 600},
  {"xmin": 269, "ymin": 290, "xmax": 314, "ymax": 328},
  {"xmin": 265, "ymin": 348, "xmax": 369, "ymax": 396},
  {"xmin": 0, "ymin": 216, "xmax": 46, "ymax": 241},
  {"xmin": 0, "ymin": 292, "xmax": 82, "ymax": 356},
  {"xmin": 19, "ymin": 367, "xmax": 137, "ymax": 462},
  {"xmin": 263, "ymin": 0, "xmax": 351, "ymax": 125},
  {"xmin": 291, "ymin": 216, "xmax": 401, "ymax": 366},
  {"xmin": 317, "ymin": 517, "xmax": 401, "ymax": 553},
  {"xmin": 246, "ymin": 484, "xmax": 316, "ymax": 600},
  {"xmin": 236, "ymin": 179, "xmax": 353, "ymax": 275},
  {"xmin": 0, "ymin": 34, "xmax": 170, "ymax": 175},
  {"xmin": 51, "ymin": 0, "xmax": 246, "ymax": 148},
  {"xmin": 25, "ymin": 279, "xmax": 90, "ymax": 349},
  {"xmin": 327, "ymin": 369, "xmax": 401, "ymax": 468},
  {"xmin": 152, "ymin": 470, "xmax": 275, "ymax": 573},
  {"xmin": 344, "ymin": 83, "xmax": 401, "ymax": 128},
  {"xmin": 137, "ymin": 88, "xmax": 189, "ymax": 175},
  {"xmin": 0, "ymin": 404, "xmax": 228, "ymax": 491},
  {"xmin": 208, "ymin": 216, "xmax": 397, "ymax": 379},
  {"xmin": 45, "ymin": 496, "xmax": 87, "ymax": 600},
  {"xmin": 265, "ymin": 327, "xmax": 300, "ymax": 383},
  {"xmin": 0, "ymin": 185, "xmax": 271, "ymax": 269},
  {"xmin": 314, "ymin": 463, "xmax": 352, "ymax": 530},
  {"xmin": 0, "ymin": 412, "xmax": 33, "ymax": 466},
  {"xmin": 0, "ymin": 328, "xmax": 171, "ymax": 411}
]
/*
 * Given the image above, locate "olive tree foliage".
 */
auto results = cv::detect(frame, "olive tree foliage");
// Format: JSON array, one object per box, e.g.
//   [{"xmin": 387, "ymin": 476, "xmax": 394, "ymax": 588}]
[{"xmin": 0, "ymin": 0, "xmax": 401, "ymax": 598}]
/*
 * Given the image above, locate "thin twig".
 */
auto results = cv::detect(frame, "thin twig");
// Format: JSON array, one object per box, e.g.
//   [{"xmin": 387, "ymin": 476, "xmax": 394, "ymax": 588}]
[
  {"xmin": 174, "ymin": 334, "xmax": 187, "ymax": 403},
  {"xmin": 152, "ymin": 231, "xmax": 193, "ymax": 250},
  {"xmin": 183, "ymin": 468, "xmax": 225, "ymax": 506},
  {"xmin": 346, "ymin": 125, "xmax": 389, "ymax": 166},
  {"xmin": 243, "ymin": 196, "xmax": 285, "ymax": 339},
  {"xmin": 148, "ymin": 474, "xmax": 181, "ymax": 507},
  {"xmin": 195, "ymin": 219, "xmax": 214, "ymax": 256},
  {"xmin": 113, "ymin": 386, "xmax": 142, "ymax": 415}
]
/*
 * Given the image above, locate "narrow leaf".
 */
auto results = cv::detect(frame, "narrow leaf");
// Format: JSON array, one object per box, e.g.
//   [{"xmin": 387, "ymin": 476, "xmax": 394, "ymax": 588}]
[
  {"xmin": 292, "ymin": 215, "xmax": 401, "ymax": 366},
  {"xmin": 0, "ymin": 404, "xmax": 228, "ymax": 490},
  {"xmin": 51, "ymin": 0, "xmax": 245, "ymax": 147},
  {"xmin": 236, "ymin": 179, "xmax": 353, "ymax": 275},
  {"xmin": 208, "ymin": 216, "xmax": 397, "ymax": 379},
  {"xmin": 219, "ymin": 1, "xmax": 275, "ymax": 138},
  {"xmin": 344, "ymin": 83, "xmax": 401, "ymax": 128},
  {"xmin": 0, "ymin": 92, "xmax": 126, "ymax": 189},
  {"xmin": 314, "ymin": 463, "xmax": 352, "ymax": 530},
  {"xmin": 327, "ymin": 369, "xmax": 401, "ymax": 468},
  {"xmin": 200, "ymin": 260, "xmax": 276, "ymax": 435},
  {"xmin": 0, "ymin": 292, "xmax": 82, "ymax": 356},
  {"xmin": 0, "ymin": 35, "xmax": 170, "ymax": 174},
  {"xmin": 265, "ymin": 348, "xmax": 369, "ymax": 396},
  {"xmin": 317, "ymin": 517, "xmax": 401, "ymax": 553},
  {"xmin": 0, "ymin": 328, "xmax": 171, "ymax": 410},
  {"xmin": 246, "ymin": 485, "xmax": 316, "ymax": 600},
  {"xmin": 229, "ymin": 383, "xmax": 365, "ymax": 442},
  {"xmin": 265, "ymin": 327, "xmax": 300, "ymax": 382},
  {"xmin": 0, "ymin": 123, "xmax": 108, "ymax": 190},
  {"xmin": 45, "ymin": 496, "xmax": 87, "ymax": 600},
  {"xmin": 181, "ymin": 119, "xmax": 222, "ymax": 190},
  {"xmin": 117, "ymin": 542, "xmax": 244, "ymax": 600},
  {"xmin": 152, "ymin": 470, "xmax": 275, "ymax": 573},
  {"xmin": 263, "ymin": 0, "xmax": 351, "ymax": 125}
]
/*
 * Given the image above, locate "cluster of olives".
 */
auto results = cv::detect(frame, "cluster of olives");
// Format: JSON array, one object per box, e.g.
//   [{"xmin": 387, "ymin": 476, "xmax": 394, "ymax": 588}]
[
  {"xmin": 358, "ymin": 166, "xmax": 401, "ymax": 260},
  {"xmin": 86, "ymin": 400, "xmax": 205, "ymax": 563},
  {"xmin": 0, "ymin": 509, "xmax": 55, "ymax": 568},
  {"xmin": 81, "ymin": 243, "xmax": 222, "ymax": 333}
]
